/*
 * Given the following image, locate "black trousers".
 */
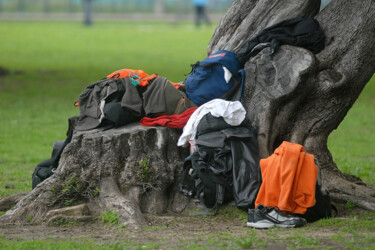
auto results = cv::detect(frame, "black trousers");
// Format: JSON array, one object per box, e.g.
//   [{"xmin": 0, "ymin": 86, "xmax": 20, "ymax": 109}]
[{"xmin": 195, "ymin": 6, "xmax": 210, "ymax": 26}]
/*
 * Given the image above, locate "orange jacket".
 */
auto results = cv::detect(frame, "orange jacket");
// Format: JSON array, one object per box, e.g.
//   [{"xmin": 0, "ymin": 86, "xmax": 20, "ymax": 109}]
[
  {"xmin": 106, "ymin": 68, "xmax": 183, "ymax": 89},
  {"xmin": 106, "ymin": 69, "xmax": 158, "ymax": 87},
  {"xmin": 255, "ymin": 141, "xmax": 318, "ymax": 214}
]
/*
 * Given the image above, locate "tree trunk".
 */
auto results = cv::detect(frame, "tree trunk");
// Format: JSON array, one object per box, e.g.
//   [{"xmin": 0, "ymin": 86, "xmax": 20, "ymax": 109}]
[
  {"xmin": 0, "ymin": 124, "xmax": 191, "ymax": 228},
  {"xmin": 208, "ymin": 0, "xmax": 375, "ymax": 210}
]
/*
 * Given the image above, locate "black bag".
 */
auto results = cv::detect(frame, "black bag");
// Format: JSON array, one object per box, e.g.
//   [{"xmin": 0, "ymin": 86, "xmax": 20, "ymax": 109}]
[
  {"xmin": 31, "ymin": 116, "xmax": 77, "ymax": 189},
  {"xmin": 177, "ymin": 114, "xmax": 261, "ymax": 212},
  {"xmin": 302, "ymin": 183, "xmax": 337, "ymax": 222},
  {"xmin": 191, "ymin": 146, "xmax": 235, "ymax": 210}
]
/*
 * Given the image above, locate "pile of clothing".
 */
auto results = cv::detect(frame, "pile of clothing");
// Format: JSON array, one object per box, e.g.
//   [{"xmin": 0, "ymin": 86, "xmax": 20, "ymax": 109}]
[
  {"xmin": 75, "ymin": 69, "xmax": 197, "ymax": 131},
  {"xmin": 32, "ymin": 17, "xmax": 335, "ymax": 228}
]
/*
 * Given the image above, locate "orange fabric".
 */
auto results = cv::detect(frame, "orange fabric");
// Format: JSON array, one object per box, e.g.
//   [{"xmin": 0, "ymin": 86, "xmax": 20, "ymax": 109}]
[
  {"xmin": 255, "ymin": 141, "xmax": 318, "ymax": 214},
  {"xmin": 106, "ymin": 68, "xmax": 184, "ymax": 89},
  {"xmin": 106, "ymin": 69, "xmax": 158, "ymax": 87},
  {"xmin": 170, "ymin": 81, "xmax": 185, "ymax": 90}
]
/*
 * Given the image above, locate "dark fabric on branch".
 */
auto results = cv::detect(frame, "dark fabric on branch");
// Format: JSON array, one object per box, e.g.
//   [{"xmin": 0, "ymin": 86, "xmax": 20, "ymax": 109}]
[
  {"xmin": 32, "ymin": 116, "xmax": 78, "ymax": 189},
  {"xmin": 237, "ymin": 17, "xmax": 326, "ymax": 65}
]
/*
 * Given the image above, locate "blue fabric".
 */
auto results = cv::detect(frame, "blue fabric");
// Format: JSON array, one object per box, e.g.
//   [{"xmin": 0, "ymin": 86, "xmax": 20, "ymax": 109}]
[{"xmin": 184, "ymin": 50, "xmax": 243, "ymax": 106}]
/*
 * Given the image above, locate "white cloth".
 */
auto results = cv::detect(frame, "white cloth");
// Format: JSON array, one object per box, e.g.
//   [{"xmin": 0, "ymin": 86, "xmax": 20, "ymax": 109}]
[{"xmin": 177, "ymin": 99, "xmax": 246, "ymax": 147}]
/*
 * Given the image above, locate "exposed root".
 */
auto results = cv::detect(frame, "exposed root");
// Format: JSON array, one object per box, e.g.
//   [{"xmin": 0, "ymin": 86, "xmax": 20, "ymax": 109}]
[
  {"xmin": 331, "ymin": 193, "xmax": 375, "ymax": 211},
  {"xmin": 322, "ymin": 169, "xmax": 375, "ymax": 212},
  {"xmin": 99, "ymin": 177, "xmax": 146, "ymax": 229},
  {"xmin": 0, "ymin": 193, "xmax": 28, "ymax": 212},
  {"xmin": 47, "ymin": 215, "xmax": 95, "ymax": 226}
]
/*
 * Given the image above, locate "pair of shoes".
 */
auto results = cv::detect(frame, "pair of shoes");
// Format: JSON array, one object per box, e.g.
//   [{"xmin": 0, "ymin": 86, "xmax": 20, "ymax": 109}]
[{"xmin": 247, "ymin": 204, "xmax": 307, "ymax": 229}]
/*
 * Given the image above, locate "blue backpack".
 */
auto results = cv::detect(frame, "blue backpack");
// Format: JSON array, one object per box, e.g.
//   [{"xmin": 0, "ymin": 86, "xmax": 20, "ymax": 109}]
[{"xmin": 184, "ymin": 50, "xmax": 245, "ymax": 106}]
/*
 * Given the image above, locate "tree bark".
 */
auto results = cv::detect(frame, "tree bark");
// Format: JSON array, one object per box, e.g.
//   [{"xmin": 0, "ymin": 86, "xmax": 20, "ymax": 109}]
[
  {"xmin": 208, "ymin": 0, "xmax": 375, "ymax": 210},
  {"xmin": 0, "ymin": 124, "xmax": 190, "ymax": 228}
]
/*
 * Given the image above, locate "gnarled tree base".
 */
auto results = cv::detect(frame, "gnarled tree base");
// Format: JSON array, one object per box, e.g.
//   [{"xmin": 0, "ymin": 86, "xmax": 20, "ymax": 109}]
[
  {"xmin": 238, "ymin": 45, "xmax": 375, "ymax": 211},
  {"xmin": 208, "ymin": 0, "xmax": 375, "ymax": 211},
  {"xmin": 317, "ymin": 149, "xmax": 375, "ymax": 211},
  {"xmin": 0, "ymin": 124, "xmax": 191, "ymax": 229}
]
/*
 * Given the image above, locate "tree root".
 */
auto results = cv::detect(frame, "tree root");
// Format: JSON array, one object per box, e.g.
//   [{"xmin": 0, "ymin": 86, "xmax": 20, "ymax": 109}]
[
  {"xmin": 99, "ymin": 177, "xmax": 146, "ymax": 229},
  {"xmin": 322, "ymin": 169, "xmax": 375, "ymax": 211},
  {"xmin": 0, "ymin": 193, "xmax": 28, "ymax": 212},
  {"xmin": 47, "ymin": 215, "xmax": 95, "ymax": 226}
]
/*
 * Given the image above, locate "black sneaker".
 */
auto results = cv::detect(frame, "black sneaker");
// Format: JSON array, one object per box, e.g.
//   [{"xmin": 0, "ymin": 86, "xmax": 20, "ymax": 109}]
[{"xmin": 247, "ymin": 204, "xmax": 307, "ymax": 229}]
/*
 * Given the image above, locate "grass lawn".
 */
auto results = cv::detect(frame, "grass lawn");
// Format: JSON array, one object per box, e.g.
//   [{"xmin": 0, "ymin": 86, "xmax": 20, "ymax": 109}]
[
  {"xmin": 0, "ymin": 20, "xmax": 374, "ymax": 249},
  {"xmin": 327, "ymin": 77, "xmax": 375, "ymax": 182}
]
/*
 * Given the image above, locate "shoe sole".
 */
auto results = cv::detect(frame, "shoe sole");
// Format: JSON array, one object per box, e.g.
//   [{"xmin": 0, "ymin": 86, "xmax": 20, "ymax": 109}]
[
  {"xmin": 247, "ymin": 220, "xmax": 306, "ymax": 229},
  {"xmin": 276, "ymin": 221, "xmax": 306, "ymax": 228},
  {"xmin": 246, "ymin": 221, "xmax": 275, "ymax": 229},
  {"xmin": 275, "ymin": 223, "xmax": 300, "ymax": 228}
]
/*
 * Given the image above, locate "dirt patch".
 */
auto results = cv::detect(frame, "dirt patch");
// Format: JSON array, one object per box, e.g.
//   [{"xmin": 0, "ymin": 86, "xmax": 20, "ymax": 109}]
[{"xmin": 1, "ymin": 204, "xmax": 374, "ymax": 248}]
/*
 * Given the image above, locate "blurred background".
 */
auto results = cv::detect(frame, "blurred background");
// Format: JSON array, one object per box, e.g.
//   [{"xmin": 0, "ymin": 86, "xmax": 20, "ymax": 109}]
[
  {"xmin": 0, "ymin": 0, "xmax": 331, "ymax": 22},
  {"xmin": 0, "ymin": 0, "xmax": 232, "ymax": 22}
]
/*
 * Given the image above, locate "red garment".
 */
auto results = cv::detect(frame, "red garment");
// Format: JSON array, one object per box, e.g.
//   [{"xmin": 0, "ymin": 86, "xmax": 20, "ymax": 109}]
[
  {"xmin": 140, "ymin": 107, "xmax": 198, "ymax": 129},
  {"xmin": 255, "ymin": 141, "xmax": 318, "ymax": 214}
]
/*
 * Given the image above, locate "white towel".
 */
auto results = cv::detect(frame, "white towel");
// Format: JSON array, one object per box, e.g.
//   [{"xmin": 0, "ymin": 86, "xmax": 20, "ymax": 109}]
[{"xmin": 177, "ymin": 99, "xmax": 246, "ymax": 147}]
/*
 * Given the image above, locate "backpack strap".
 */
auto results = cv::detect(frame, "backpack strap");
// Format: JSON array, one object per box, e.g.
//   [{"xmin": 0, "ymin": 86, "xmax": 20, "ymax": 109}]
[
  {"xmin": 185, "ymin": 61, "xmax": 201, "ymax": 76},
  {"xmin": 237, "ymin": 69, "xmax": 246, "ymax": 101},
  {"xmin": 177, "ymin": 155, "xmax": 196, "ymax": 198},
  {"xmin": 214, "ymin": 183, "xmax": 225, "ymax": 212},
  {"xmin": 219, "ymin": 68, "xmax": 246, "ymax": 102}
]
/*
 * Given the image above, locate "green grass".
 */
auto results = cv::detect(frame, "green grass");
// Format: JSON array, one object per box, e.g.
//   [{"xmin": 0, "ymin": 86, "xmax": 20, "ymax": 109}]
[
  {"xmin": 0, "ymin": 236, "xmax": 157, "ymax": 250},
  {"xmin": 0, "ymin": 20, "xmax": 213, "ymax": 81},
  {"xmin": 101, "ymin": 210, "xmax": 120, "ymax": 226},
  {"xmin": 327, "ymin": 76, "xmax": 375, "ymax": 183}
]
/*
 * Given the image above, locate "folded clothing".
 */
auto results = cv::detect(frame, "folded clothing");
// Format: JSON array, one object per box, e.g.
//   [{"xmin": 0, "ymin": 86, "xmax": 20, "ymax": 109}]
[
  {"xmin": 140, "ymin": 107, "xmax": 198, "ymax": 129},
  {"xmin": 255, "ymin": 141, "xmax": 318, "ymax": 214}
]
